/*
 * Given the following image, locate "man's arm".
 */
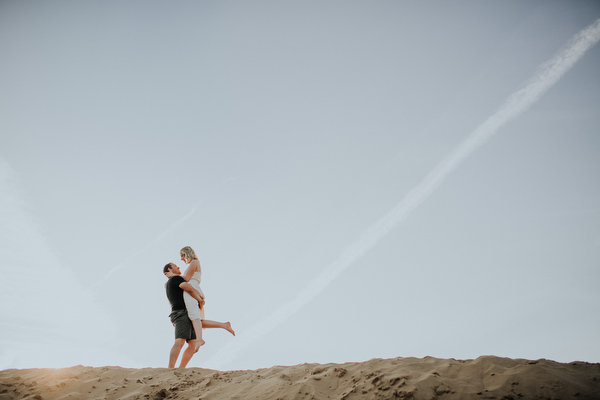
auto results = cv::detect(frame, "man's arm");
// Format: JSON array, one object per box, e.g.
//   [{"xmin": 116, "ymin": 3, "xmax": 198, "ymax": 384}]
[{"xmin": 180, "ymin": 282, "xmax": 205, "ymax": 305}]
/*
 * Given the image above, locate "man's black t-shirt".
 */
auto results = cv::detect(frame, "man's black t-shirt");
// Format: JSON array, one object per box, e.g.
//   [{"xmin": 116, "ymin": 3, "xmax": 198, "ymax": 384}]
[{"xmin": 166, "ymin": 275, "xmax": 187, "ymax": 311}]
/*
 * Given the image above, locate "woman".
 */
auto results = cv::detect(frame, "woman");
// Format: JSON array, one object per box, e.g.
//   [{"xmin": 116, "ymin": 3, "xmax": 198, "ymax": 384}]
[{"xmin": 180, "ymin": 245, "xmax": 235, "ymax": 351}]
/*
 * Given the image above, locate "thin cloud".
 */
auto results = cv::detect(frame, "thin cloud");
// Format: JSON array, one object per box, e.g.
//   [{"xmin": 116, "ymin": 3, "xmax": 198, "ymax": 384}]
[
  {"xmin": 205, "ymin": 18, "xmax": 600, "ymax": 369},
  {"xmin": 0, "ymin": 159, "xmax": 120, "ymax": 369}
]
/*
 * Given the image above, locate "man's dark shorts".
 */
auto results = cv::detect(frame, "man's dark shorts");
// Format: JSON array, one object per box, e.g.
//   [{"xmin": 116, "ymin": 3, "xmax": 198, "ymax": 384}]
[{"xmin": 169, "ymin": 309, "xmax": 197, "ymax": 340}]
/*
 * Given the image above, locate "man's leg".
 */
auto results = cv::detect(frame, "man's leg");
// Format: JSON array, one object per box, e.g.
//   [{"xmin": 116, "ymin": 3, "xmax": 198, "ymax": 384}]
[
  {"xmin": 179, "ymin": 339, "xmax": 198, "ymax": 368},
  {"xmin": 169, "ymin": 338, "xmax": 186, "ymax": 368}
]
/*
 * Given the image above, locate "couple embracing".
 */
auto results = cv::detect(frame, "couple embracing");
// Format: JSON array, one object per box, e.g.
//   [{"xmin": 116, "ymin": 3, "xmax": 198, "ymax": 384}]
[{"xmin": 163, "ymin": 246, "xmax": 235, "ymax": 368}]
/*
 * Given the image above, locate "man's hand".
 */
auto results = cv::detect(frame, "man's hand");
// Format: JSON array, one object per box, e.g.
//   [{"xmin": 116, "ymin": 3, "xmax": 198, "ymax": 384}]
[
  {"xmin": 198, "ymin": 298, "xmax": 205, "ymax": 307},
  {"xmin": 180, "ymin": 282, "xmax": 205, "ymax": 305}
]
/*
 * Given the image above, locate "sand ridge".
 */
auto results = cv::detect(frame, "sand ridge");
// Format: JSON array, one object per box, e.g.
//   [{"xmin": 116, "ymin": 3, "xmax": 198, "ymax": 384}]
[{"xmin": 1, "ymin": 356, "xmax": 599, "ymax": 399}]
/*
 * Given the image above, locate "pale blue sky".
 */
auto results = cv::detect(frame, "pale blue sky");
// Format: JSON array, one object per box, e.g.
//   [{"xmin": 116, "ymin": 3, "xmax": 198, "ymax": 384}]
[{"xmin": 1, "ymin": 1, "xmax": 599, "ymax": 370}]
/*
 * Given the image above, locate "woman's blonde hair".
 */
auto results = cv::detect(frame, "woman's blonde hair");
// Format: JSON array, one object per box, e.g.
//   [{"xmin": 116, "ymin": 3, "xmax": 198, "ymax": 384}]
[{"xmin": 180, "ymin": 246, "xmax": 198, "ymax": 263}]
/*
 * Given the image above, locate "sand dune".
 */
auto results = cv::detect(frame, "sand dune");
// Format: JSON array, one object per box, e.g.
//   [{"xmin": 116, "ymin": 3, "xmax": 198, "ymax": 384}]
[{"xmin": 1, "ymin": 356, "xmax": 599, "ymax": 399}]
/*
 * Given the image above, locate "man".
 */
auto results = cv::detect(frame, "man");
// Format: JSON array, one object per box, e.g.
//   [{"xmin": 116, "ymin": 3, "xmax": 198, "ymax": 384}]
[{"xmin": 163, "ymin": 262, "xmax": 205, "ymax": 368}]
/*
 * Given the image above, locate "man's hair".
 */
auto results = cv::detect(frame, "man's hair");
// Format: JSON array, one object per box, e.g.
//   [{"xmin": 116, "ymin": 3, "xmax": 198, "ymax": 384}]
[{"xmin": 163, "ymin": 263, "xmax": 172, "ymax": 274}]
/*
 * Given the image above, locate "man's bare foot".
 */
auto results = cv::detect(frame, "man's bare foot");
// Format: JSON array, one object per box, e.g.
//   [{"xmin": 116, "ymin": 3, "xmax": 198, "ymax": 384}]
[
  {"xmin": 195, "ymin": 339, "xmax": 206, "ymax": 352},
  {"xmin": 224, "ymin": 322, "xmax": 235, "ymax": 336}
]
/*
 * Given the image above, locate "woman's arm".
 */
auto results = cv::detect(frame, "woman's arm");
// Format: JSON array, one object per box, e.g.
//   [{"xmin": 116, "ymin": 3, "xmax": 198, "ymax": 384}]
[{"xmin": 181, "ymin": 259, "xmax": 200, "ymax": 282}]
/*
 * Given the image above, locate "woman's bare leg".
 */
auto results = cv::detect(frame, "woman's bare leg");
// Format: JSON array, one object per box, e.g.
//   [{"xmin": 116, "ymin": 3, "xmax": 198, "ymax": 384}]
[
  {"xmin": 191, "ymin": 319, "xmax": 206, "ymax": 350},
  {"xmin": 201, "ymin": 320, "xmax": 235, "ymax": 336}
]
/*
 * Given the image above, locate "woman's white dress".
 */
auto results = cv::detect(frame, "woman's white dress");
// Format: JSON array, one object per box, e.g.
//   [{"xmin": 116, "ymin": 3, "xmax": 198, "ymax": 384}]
[{"xmin": 183, "ymin": 269, "xmax": 205, "ymax": 320}]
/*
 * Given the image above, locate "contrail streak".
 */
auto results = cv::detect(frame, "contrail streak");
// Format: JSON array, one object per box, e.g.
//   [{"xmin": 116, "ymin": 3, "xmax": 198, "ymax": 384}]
[
  {"xmin": 206, "ymin": 18, "xmax": 600, "ymax": 369},
  {"xmin": 89, "ymin": 204, "xmax": 199, "ymax": 289}
]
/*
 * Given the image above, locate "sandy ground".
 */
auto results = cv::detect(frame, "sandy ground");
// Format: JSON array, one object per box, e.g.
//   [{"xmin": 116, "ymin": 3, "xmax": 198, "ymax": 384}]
[{"xmin": 1, "ymin": 356, "xmax": 599, "ymax": 400}]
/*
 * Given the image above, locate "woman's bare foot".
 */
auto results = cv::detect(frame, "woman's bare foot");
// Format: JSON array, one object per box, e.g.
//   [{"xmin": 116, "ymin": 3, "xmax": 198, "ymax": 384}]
[
  {"xmin": 195, "ymin": 339, "xmax": 206, "ymax": 352},
  {"xmin": 224, "ymin": 322, "xmax": 235, "ymax": 336}
]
